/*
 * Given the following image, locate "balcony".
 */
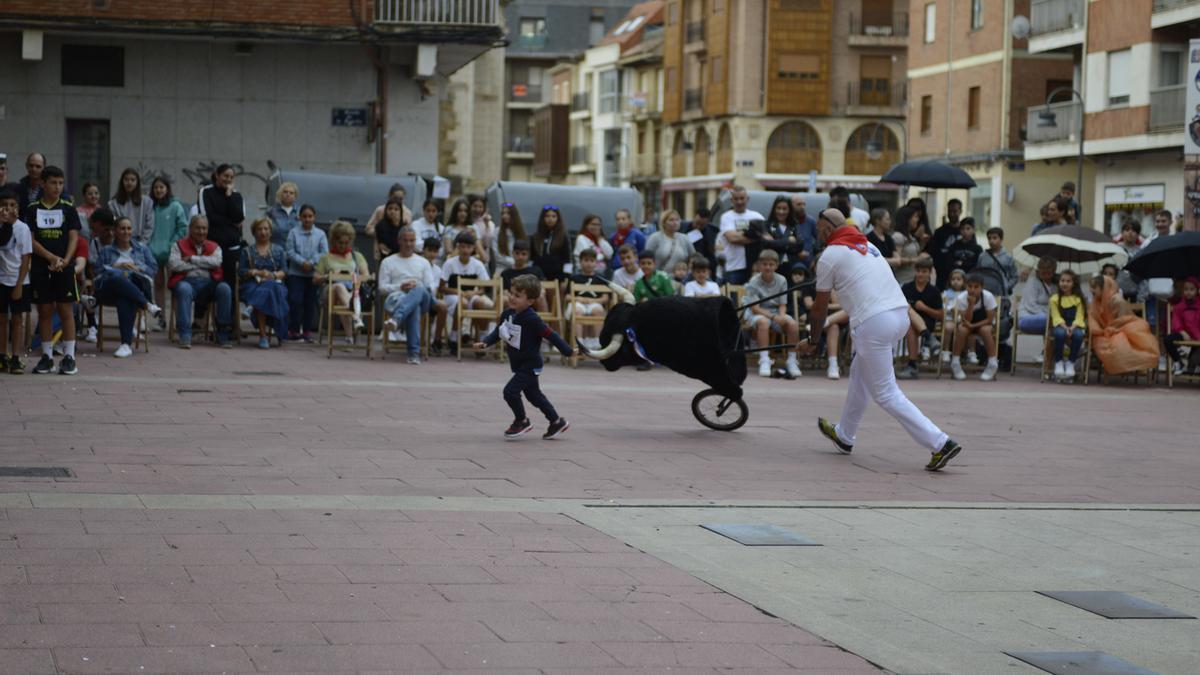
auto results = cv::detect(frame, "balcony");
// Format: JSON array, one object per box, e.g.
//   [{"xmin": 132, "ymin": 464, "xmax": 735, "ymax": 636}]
[
  {"xmin": 845, "ymin": 81, "xmax": 906, "ymax": 116},
  {"xmin": 1152, "ymin": 0, "xmax": 1200, "ymax": 27},
  {"xmin": 684, "ymin": 88, "xmax": 703, "ymax": 112},
  {"xmin": 1026, "ymin": 100, "xmax": 1081, "ymax": 144},
  {"xmin": 570, "ymin": 145, "xmax": 592, "ymax": 166},
  {"xmin": 1029, "ymin": 0, "xmax": 1084, "ymax": 53},
  {"xmin": 508, "ymin": 136, "xmax": 534, "ymax": 154},
  {"xmin": 375, "ymin": 0, "xmax": 499, "ymax": 25},
  {"xmin": 623, "ymin": 92, "xmax": 660, "ymax": 118},
  {"xmin": 511, "ymin": 33, "xmax": 547, "ymax": 51},
  {"xmin": 685, "ymin": 20, "xmax": 705, "ymax": 44},
  {"xmin": 847, "ymin": 12, "xmax": 908, "ymax": 47},
  {"xmin": 1150, "ymin": 84, "xmax": 1186, "ymax": 131},
  {"xmin": 571, "ymin": 91, "xmax": 591, "ymax": 114},
  {"xmin": 508, "ymin": 83, "xmax": 543, "ymax": 104}
]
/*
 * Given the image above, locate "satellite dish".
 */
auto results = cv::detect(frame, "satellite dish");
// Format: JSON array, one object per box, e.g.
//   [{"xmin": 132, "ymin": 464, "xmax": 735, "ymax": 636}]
[{"xmin": 1011, "ymin": 15, "xmax": 1030, "ymax": 40}]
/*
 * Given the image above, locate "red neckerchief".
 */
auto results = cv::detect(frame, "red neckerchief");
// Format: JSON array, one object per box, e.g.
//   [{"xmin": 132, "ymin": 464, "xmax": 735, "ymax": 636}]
[
  {"xmin": 612, "ymin": 226, "xmax": 631, "ymax": 248},
  {"xmin": 331, "ymin": 245, "xmax": 352, "ymax": 256},
  {"xmin": 826, "ymin": 226, "xmax": 870, "ymax": 255},
  {"xmin": 583, "ymin": 229, "xmax": 602, "ymax": 245}
]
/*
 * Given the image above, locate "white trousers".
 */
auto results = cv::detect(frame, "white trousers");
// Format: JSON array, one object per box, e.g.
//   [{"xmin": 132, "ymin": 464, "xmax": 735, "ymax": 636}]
[{"xmin": 836, "ymin": 307, "xmax": 948, "ymax": 452}]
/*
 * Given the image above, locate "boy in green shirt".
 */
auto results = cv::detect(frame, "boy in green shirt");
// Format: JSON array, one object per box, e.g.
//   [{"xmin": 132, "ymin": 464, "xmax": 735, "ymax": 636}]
[{"xmin": 633, "ymin": 250, "xmax": 675, "ymax": 303}]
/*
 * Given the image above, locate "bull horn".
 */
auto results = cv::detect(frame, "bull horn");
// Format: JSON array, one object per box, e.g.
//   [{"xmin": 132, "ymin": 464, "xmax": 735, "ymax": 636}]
[
  {"xmin": 583, "ymin": 333, "xmax": 624, "ymax": 360},
  {"xmin": 604, "ymin": 279, "xmax": 636, "ymax": 305}
]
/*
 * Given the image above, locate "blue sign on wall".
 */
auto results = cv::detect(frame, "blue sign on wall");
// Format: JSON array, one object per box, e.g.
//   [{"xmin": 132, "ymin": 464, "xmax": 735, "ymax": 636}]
[{"xmin": 332, "ymin": 108, "xmax": 368, "ymax": 127}]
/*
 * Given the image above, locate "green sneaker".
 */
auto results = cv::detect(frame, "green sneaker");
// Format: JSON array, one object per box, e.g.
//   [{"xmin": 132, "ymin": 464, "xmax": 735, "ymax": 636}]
[
  {"xmin": 925, "ymin": 439, "xmax": 962, "ymax": 472},
  {"xmin": 817, "ymin": 417, "xmax": 852, "ymax": 454}
]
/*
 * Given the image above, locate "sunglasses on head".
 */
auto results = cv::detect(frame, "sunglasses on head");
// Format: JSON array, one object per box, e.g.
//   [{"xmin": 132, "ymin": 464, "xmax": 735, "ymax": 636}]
[{"xmin": 542, "ymin": 204, "xmax": 558, "ymax": 211}]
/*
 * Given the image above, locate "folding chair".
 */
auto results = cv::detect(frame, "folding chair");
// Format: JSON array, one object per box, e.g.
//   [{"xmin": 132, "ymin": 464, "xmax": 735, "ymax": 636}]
[
  {"xmin": 320, "ymin": 270, "xmax": 375, "ymax": 359},
  {"xmin": 95, "ymin": 303, "xmax": 149, "ymax": 354},
  {"xmin": 537, "ymin": 279, "xmax": 566, "ymax": 364},
  {"xmin": 1040, "ymin": 316, "xmax": 1090, "ymax": 383},
  {"xmin": 454, "ymin": 277, "xmax": 501, "ymax": 362},
  {"xmin": 168, "ymin": 295, "xmax": 215, "ymax": 344},
  {"xmin": 568, "ymin": 281, "xmax": 613, "ymax": 368},
  {"xmin": 937, "ymin": 308, "xmax": 1000, "ymax": 379}
]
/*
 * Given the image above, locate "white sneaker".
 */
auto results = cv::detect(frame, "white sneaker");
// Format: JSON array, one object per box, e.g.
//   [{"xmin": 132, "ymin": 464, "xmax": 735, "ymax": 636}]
[
  {"xmin": 84, "ymin": 326, "xmax": 97, "ymax": 343},
  {"xmin": 342, "ymin": 336, "xmax": 355, "ymax": 345},
  {"xmin": 1054, "ymin": 360, "xmax": 1066, "ymax": 380},
  {"xmin": 786, "ymin": 358, "xmax": 802, "ymax": 378},
  {"xmin": 388, "ymin": 330, "xmax": 403, "ymax": 342},
  {"xmin": 1173, "ymin": 361, "xmax": 1186, "ymax": 376},
  {"xmin": 113, "ymin": 343, "xmax": 133, "ymax": 359},
  {"xmin": 1064, "ymin": 360, "xmax": 1076, "ymax": 380},
  {"xmin": 967, "ymin": 350, "xmax": 979, "ymax": 365},
  {"xmin": 383, "ymin": 318, "xmax": 398, "ymax": 333},
  {"xmin": 920, "ymin": 345, "xmax": 931, "ymax": 362},
  {"xmin": 826, "ymin": 359, "xmax": 840, "ymax": 380},
  {"xmin": 147, "ymin": 303, "xmax": 163, "ymax": 319},
  {"xmin": 352, "ymin": 317, "xmax": 365, "ymax": 331},
  {"xmin": 758, "ymin": 357, "xmax": 771, "ymax": 377},
  {"xmin": 981, "ymin": 363, "xmax": 998, "ymax": 381},
  {"xmin": 941, "ymin": 351, "xmax": 951, "ymax": 364},
  {"xmin": 1158, "ymin": 356, "xmax": 1167, "ymax": 372},
  {"xmin": 951, "ymin": 360, "xmax": 966, "ymax": 380}
]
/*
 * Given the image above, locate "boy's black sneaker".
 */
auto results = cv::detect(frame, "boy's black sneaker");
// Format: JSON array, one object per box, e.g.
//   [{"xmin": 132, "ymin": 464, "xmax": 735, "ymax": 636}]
[
  {"xmin": 925, "ymin": 439, "xmax": 963, "ymax": 472},
  {"xmin": 32, "ymin": 354, "xmax": 55, "ymax": 374},
  {"xmin": 543, "ymin": 417, "xmax": 570, "ymax": 440},
  {"xmin": 817, "ymin": 417, "xmax": 853, "ymax": 454},
  {"xmin": 58, "ymin": 355, "xmax": 78, "ymax": 375},
  {"xmin": 9, "ymin": 356, "xmax": 25, "ymax": 374},
  {"xmin": 504, "ymin": 418, "xmax": 532, "ymax": 439}
]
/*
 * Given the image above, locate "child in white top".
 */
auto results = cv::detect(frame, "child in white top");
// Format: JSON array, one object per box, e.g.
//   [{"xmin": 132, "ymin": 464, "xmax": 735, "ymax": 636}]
[
  {"xmin": 610, "ymin": 243, "xmax": 644, "ymax": 290},
  {"xmin": 440, "ymin": 231, "xmax": 494, "ymax": 340},
  {"xmin": 683, "ymin": 258, "xmax": 720, "ymax": 298}
]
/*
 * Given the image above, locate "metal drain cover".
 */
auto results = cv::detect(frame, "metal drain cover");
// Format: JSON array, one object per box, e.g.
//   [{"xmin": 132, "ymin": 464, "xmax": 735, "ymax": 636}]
[
  {"xmin": 700, "ymin": 524, "xmax": 820, "ymax": 546},
  {"xmin": 1037, "ymin": 591, "xmax": 1196, "ymax": 619},
  {"xmin": 0, "ymin": 467, "xmax": 73, "ymax": 478},
  {"xmin": 232, "ymin": 371, "xmax": 286, "ymax": 376},
  {"xmin": 1006, "ymin": 651, "xmax": 1159, "ymax": 675}
]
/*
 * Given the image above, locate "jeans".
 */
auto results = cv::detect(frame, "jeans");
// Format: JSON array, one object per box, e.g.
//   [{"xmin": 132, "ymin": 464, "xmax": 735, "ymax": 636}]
[
  {"xmin": 96, "ymin": 275, "xmax": 150, "ymax": 346},
  {"xmin": 503, "ymin": 370, "xmax": 559, "ymax": 422},
  {"xmin": 287, "ymin": 275, "xmax": 318, "ymax": 334},
  {"xmin": 1018, "ymin": 313, "xmax": 1047, "ymax": 335},
  {"xmin": 383, "ymin": 287, "xmax": 431, "ymax": 355},
  {"xmin": 1052, "ymin": 325, "xmax": 1085, "ymax": 362},
  {"xmin": 174, "ymin": 277, "xmax": 232, "ymax": 341}
]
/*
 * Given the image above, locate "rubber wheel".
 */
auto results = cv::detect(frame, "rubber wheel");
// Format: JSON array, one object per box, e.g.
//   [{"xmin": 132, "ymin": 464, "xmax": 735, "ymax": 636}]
[{"xmin": 691, "ymin": 388, "xmax": 749, "ymax": 431}]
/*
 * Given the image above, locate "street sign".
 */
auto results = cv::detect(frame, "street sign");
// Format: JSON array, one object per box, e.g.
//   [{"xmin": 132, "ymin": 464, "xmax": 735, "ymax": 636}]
[{"xmin": 331, "ymin": 108, "xmax": 368, "ymax": 127}]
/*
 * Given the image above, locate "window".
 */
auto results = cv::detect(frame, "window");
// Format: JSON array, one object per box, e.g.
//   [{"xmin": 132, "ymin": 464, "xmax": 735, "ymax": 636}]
[
  {"xmin": 778, "ymin": 53, "xmax": 820, "ymax": 80},
  {"xmin": 519, "ymin": 18, "xmax": 545, "ymax": 37},
  {"xmin": 970, "ymin": 0, "xmax": 983, "ymax": 30},
  {"xmin": 1159, "ymin": 46, "xmax": 1184, "ymax": 87},
  {"xmin": 713, "ymin": 0, "xmax": 723, "ymax": 12},
  {"xmin": 667, "ymin": 1, "xmax": 678, "ymax": 25},
  {"xmin": 666, "ymin": 66, "xmax": 677, "ymax": 92},
  {"xmin": 967, "ymin": 86, "xmax": 980, "ymax": 129},
  {"xmin": 61, "ymin": 44, "xmax": 124, "ymax": 87},
  {"xmin": 590, "ymin": 17, "xmax": 606, "ymax": 45},
  {"xmin": 598, "ymin": 69, "xmax": 620, "ymax": 114},
  {"xmin": 712, "ymin": 55, "xmax": 723, "ymax": 84},
  {"xmin": 1106, "ymin": 49, "xmax": 1131, "ymax": 106},
  {"xmin": 924, "ymin": 3, "xmax": 936, "ymax": 44},
  {"xmin": 920, "ymin": 95, "xmax": 933, "ymax": 134}
]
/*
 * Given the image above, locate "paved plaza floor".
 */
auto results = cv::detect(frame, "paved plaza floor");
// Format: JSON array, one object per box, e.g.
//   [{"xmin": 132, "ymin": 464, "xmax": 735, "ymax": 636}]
[{"xmin": 1, "ymin": 344, "xmax": 1198, "ymax": 674}]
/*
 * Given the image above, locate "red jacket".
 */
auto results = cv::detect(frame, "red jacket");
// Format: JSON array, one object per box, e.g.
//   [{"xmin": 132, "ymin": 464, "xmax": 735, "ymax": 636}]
[
  {"xmin": 1171, "ymin": 297, "xmax": 1200, "ymax": 338},
  {"xmin": 168, "ymin": 237, "xmax": 224, "ymax": 289}
]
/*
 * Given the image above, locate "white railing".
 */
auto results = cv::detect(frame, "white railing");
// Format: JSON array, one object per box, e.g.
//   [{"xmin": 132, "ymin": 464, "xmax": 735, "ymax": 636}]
[
  {"xmin": 375, "ymin": 0, "xmax": 499, "ymax": 25},
  {"xmin": 1150, "ymin": 84, "xmax": 1186, "ymax": 130},
  {"xmin": 1030, "ymin": 0, "xmax": 1084, "ymax": 36},
  {"xmin": 1153, "ymin": 0, "xmax": 1200, "ymax": 11},
  {"xmin": 1026, "ymin": 100, "xmax": 1081, "ymax": 144}
]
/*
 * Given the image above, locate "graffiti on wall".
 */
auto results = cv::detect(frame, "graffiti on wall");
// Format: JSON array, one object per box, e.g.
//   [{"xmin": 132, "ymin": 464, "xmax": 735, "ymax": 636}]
[{"xmin": 133, "ymin": 160, "xmax": 276, "ymax": 203}]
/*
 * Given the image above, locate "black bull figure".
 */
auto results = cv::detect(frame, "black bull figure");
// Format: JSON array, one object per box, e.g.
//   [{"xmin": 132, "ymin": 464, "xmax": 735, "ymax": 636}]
[{"xmin": 577, "ymin": 286, "xmax": 747, "ymax": 400}]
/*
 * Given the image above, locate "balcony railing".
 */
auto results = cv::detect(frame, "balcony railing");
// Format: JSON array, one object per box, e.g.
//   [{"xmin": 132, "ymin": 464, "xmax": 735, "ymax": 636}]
[
  {"xmin": 1153, "ymin": 0, "xmax": 1200, "ymax": 11},
  {"xmin": 846, "ymin": 80, "xmax": 906, "ymax": 109},
  {"xmin": 1030, "ymin": 0, "xmax": 1084, "ymax": 36},
  {"xmin": 571, "ymin": 91, "xmax": 590, "ymax": 112},
  {"xmin": 508, "ymin": 83, "xmax": 543, "ymax": 103},
  {"xmin": 509, "ymin": 136, "xmax": 534, "ymax": 153},
  {"xmin": 511, "ymin": 33, "xmax": 547, "ymax": 50},
  {"xmin": 1150, "ymin": 84, "xmax": 1186, "ymax": 130},
  {"xmin": 1026, "ymin": 100, "xmax": 1081, "ymax": 144},
  {"xmin": 848, "ymin": 12, "xmax": 909, "ymax": 37},
  {"xmin": 684, "ymin": 88, "xmax": 703, "ymax": 111},
  {"xmin": 685, "ymin": 20, "xmax": 705, "ymax": 43},
  {"xmin": 570, "ymin": 145, "xmax": 591, "ymax": 165},
  {"xmin": 375, "ymin": 0, "xmax": 499, "ymax": 25}
]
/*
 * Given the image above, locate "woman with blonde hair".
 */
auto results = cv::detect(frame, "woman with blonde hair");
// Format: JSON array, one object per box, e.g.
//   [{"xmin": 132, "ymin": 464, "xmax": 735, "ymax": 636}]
[
  {"xmin": 1088, "ymin": 274, "xmax": 1159, "ymax": 376},
  {"xmin": 266, "ymin": 181, "xmax": 301, "ymax": 247},
  {"xmin": 644, "ymin": 209, "xmax": 695, "ymax": 273},
  {"xmin": 314, "ymin": 220, "xmax": 370, "ymax": 343}
]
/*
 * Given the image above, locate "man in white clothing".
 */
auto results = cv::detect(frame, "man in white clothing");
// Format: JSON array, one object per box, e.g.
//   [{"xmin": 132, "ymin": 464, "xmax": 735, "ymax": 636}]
[
  {"xmin": 378, "ymin": 227, "xmax": 434, "ymax": 364},
  {"xmin": 717, "ymin": 185, "xmax": 764, "ymax": 286},
  {"xmin": 799, "ymin": 209, "xmax": 962, "ymax": 471}
]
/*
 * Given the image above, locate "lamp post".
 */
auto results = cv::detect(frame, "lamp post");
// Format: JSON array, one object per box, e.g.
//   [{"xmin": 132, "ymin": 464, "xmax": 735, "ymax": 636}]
[{"xmin": 1037, "ymin": 86, "xmax": 1085, "ymax": 226}]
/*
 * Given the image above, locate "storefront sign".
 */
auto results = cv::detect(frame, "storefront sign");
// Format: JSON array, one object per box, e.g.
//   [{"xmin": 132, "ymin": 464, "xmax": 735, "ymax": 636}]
[{"xmin": 1103, "ymin": 184, "xmax": 1165, "ymax": 207}]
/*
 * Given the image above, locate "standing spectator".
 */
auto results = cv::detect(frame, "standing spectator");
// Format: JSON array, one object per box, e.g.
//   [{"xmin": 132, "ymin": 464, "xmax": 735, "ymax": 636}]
[
  {"xmin": 948, "ymin": 217, "xmax": 982, "ymax": 274},
  {"xmin": 75, "ymin": 182, "xmax": 102, "ymax": 238},
  {"xmin": 315, "ymin": 220, "xmax": 371, "ymax": 341},
  {"xmin": 364, "ymin": 183, "xmax": 412, "ymax": 236},
  {"xmin": 975, "ymin": 226, "xmax": 1018, "ymax": 295},
  {"xmin": 168, "ymin": 215, "xmax": 232, "ymax": 348},
  {"xmin": 1058, "ymin": 182, "xmax": 1079, "ymax": 224},
  {"xmin": 573, "ymin": 214, "xmax": 614, "ymax": 271},
  {"xmin": 1163, "ymin": 277, "xmax": 1200, "ymax": 375},
  {"xmin": 239, "ymin": 218, "xmax": 290, "ymax": 349},
  {"xmin": 93, "ymin": 217, "xmax": 162, "ymax": 358},
  {"xmin": 492, "ymin": 202, "xmax": 528, "ymax": 274},
  {"xmin": 443, "ymin": 198, "xmax": 472, "ymax": 258},
  {"xmin": 829, "ymin": 186, "xmax": 870, "ymax": 230},
  {"xmin": 265, "ymin": 181, "xmax": 301, "ymax": 248},
  {"xmin": 925, "ymin": 198, "xmax": 962, "ymax": 290},
  {"xmin": 530, "ymin": 205, "xmax": 571, "ymax": 283},
  {"xmin": 1031, "ymin": 198, "xmax": 1067, "ymax": 236},
  {"xmin": 0, "ymin": 154, "xmax": 19, "ymax": 194},
  {"xmin": 17, "ymin": 152, "xmax": 45, "ymax": 214},
  {"xmin": 753, "ymin": 196, "xmax": 805, "ymax": 270},
  {"xmin": 866, "ymin": 208, "xmax": 900, "ymax": 270},
  {"xmin": 24, "ymin": 166, "xmax": 81, "ymax": 375},
  {"xmin": 891, "ymin": 205, "xmax": 931, "ymax": 285},
  {"xmin": 644, "ymin": 209, "xmax": 695, "ymax": 274},
  {"xmin": 197, "ymin": 164, "xmax": 245, "ymax": 286},
  {"xmin": 285, "ymin": 204, "xmax": 326, "ymax": 342},
  {"xmin": 608, "ymin": 208, "xmax": 646, "ymax": 270},
  {"xmin": 379, "ymin": 227, "xmax": 436, "ymax": 364},
  {"xmin": 468, "ymin": 194, "xmax": 495, "ymax": 266},
  {"xmin": 148, "ymin": 177, "xmax": 189, "ymax": 330},
  {"xmin": 788, "ymin": 194, "xmax": 817, "ymax": 267},
  {"xmin": 411, "ymin": 199, "xmax": 444, "ymax": 262},
  {"xmin": 684, "ymin": 207, "xmax": 718, "ymax": 273},
  {"xmin": 718, "ymin": 185, "xmax": 764, "ymax": 286},
  {"xmin": 1017, "ymin": 256, "xmax": 1058, "ymax": 337},
  {"xmin": 373, "ymin": 198, "xmax": 406, "ymax": 260},
  {"xmin": 108, "ymin": 168, "xmax": 155, "ymax": 245},
  {"xmin": 1143, "ymin": 209, "xmax": 1173, "ymax": 246},
  {"xmin": 0, "ymin": 188, "xmax": 32, "ymax": 374}
]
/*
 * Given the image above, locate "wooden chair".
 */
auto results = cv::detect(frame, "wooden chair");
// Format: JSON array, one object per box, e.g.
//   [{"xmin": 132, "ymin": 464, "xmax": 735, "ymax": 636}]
[
  {"xmin": 454, "ymin": 277, "xmax": 502, "ymax": 362},
  {"xmin": 568, "ymin": 281, "xmax": 613, "ymax": 368},
  {"xmin": 1164, "ymin": 302, "xmax": 1200, "ymax": 388},
  {"xmin": 95, "ymin": 303, "xmax": 149, "ymax": 354},
  {"xmin": 537, "ymin": 279, "xmax": 566, "ymax": 364},
  {"xmin": 320, "ymin": 270, "xmax": 375, "ymax": 359},
  {"xmin": 1040, "ymin": 315, "xmax": 1090, "ymax": 383},
  {"xmin": 167, "ymin": 294, "xmax": 215, "ymax": 344},
  {"xmin": 938, "ymin": 306, "xmax": 1001, "ymax": 379},
  {"xmin": 381, "ymin": 309, "xmax": 430, "ymax": 360}
]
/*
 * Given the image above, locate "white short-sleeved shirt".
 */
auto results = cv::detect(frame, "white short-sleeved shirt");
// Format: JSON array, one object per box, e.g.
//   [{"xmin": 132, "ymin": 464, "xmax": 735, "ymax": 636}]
[
  {"xmin": 815, "ymin": 241, "xmax": 907, "ymax": 329},
  {"xmin": 683, "ymin": 279, "xmax": 721, "ymax": 297},
  {"xmin": 952, "ymin": 289, "xmax": 997, "ymax": 316},
  {"xmin": 0, "ymin": 220, "xmax": 33, "ymax": 287},
  {"xmin": 718, "ymin": 209, "xmax": 764, "ymax": 273},
  {"xmin": 441, "ymin": 255, "xmax": 490, "ymax": 289},
  {"xmin": 611, "ymin": 266, "xmax": 644, "ymax": 290}
]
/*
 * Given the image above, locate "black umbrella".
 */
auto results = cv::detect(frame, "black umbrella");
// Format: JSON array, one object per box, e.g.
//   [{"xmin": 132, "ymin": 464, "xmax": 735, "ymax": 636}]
[
  {"xmin": 1015, "ymin": 225, "xmax": 1128, "ymax": 275},
  {"xmin": 881, "ymin": 159, "xmax": 977, "ymax": 189},
  {"xmin": 1124, "ymin": 232, "xmax": 1200, "ymax": 280}
]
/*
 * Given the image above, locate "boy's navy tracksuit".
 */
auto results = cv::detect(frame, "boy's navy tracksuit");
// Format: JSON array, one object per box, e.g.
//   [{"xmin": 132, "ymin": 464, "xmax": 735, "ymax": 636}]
[{"xmin": 482, "ymin": 306, "xmax": 573, "ymax": 423}]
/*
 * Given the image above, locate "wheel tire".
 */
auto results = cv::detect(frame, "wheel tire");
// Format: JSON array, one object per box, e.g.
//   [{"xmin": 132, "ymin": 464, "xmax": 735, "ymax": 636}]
[{"xmin": 691, "ymin": 388, "xmax": 749, "ymax": 431}]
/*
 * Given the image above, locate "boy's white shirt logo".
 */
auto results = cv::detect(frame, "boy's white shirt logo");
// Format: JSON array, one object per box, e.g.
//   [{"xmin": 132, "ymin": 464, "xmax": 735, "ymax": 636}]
[
  {"xmin": 498, "ymin": 316, "xmax": 522, "ymax": 348},
  {"xmin": 36, "ymin": 209, "xmax": 62, "ymax": 230}
]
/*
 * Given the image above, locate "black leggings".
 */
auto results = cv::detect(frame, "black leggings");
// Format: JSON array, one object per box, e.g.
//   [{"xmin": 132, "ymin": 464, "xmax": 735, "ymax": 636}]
[{"xmin": 503, "ymin": 370, "xmax": 558, "ymax": 422}]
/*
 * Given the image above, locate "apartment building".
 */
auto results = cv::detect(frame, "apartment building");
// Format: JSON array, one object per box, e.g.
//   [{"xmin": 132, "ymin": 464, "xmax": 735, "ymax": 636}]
[
  {"xmin": 1023, "ymin": 0, "xmax": 1195, "ymax": 235},
  {"xmin": 659, "ymin": 0, "xmax": 908, "ymax": 217}
]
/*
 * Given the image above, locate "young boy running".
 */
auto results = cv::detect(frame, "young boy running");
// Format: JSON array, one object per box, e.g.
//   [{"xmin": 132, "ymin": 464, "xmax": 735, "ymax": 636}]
[
  {"xmin": 476, "ymin": 275, "xmax": 574, "ymax": 440},
  {"xmin": 0, "ymin": 190, "xmax": 32, "ymax": 373},
  {"xmin": 24, "ymin": 166, "xmax": 81, "ymax": 375}
]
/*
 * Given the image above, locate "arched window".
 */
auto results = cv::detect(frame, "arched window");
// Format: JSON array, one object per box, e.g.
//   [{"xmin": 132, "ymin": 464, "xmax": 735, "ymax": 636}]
[
  {"xmin": 715, "ymin": 124, "xmax": 733, "ymax": 173},
  {"xmin": 765, "ymin": 121, "xmax": 822, "ymax": 174},
  {"xmin": 844, "ymin": 124, "xmax": 899, "ymax": 176},
  {"xmin": 693, "ymin": 128, "xmax": 711, "ymax": 176},
  {"xmin": 671, "ymin": 131, "xmax": 688, "ymax": 177}
]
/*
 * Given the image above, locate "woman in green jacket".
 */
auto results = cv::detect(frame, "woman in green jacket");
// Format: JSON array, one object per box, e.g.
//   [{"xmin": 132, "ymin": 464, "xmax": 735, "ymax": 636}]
[{"xmin": 148, "ymin": 177, "xmax": 189, "ymax": 330}]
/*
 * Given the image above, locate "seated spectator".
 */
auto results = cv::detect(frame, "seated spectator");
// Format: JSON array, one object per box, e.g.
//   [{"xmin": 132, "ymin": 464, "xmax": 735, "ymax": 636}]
[
  {"xmin": 573, "ymin": 214, "xmax": 614, "ymax": 271},
  {"xmin": 633, "ymin": 250, "xmax": 674, "ymax": 303},
  {"xmin": 897, "ymin": 259, "xmax": 944, "ymax": 380},
  {"xmin": 866, "ymin": 208, "xmax": 900, "ymax": 270},
  {"xmin": 1088, "ymin": 274, "xmax": 1160, "ymax": 376},
  {"xmin": 1101, "ymin": 264, "xmax": 1119, "ymax": 281},
  {"xmin": 168, "ymin": 215, "xmax": 232, "ymax": 348},
  {"xmin": 683, "ymin": 257, "xmax": 720, "ymax": 298},
  {"xmin": 823, "ymin": 291, "xmax": 848, "ymax": 380},
  {"xmin": 81, "ymin": 207, "xmax": 116, "ymax": 343},
  {"xmin": 744, "ymin": 249, "xmax": 801, "ymax": 378},
  {"xmin": 975, "ymin": 227, "xmax": 1018, "ymax": 295},
  {"xmin": 440, "ymin": 231, "xmax": 493, "ymax": 342},
  {"xmin": 499, "ymin": 240, "xmax": 547, "ymax": 312},
  {"xmin": 949, "ymin": 273, "xmax": 999, "ymax": 381},
  {"xmin": 421, "ymin": 236, "xmax": 449, "ymax": 354},
  {"xmin": 671, "ymin": 261, "xmax": 689, "ymax": 288},
  {"xmin": 1046, "ymin": 269, "xmax": 1087, "ymax": 382},
  {"xmin": 948, "ymin": 218, "xmax": 982, "ymax": 274},
  {"xmin": 611, "ymin": 244, "xmax": 643, "ymax": 290},
  {"xmin": 1018, "ymin": 256, "xmax": 1058, "ymax": 336},
  {"xmin": 1163, "ymin": 276, "xmax": 1200, "ymax": 375},
  {"xmin": 379, "ymin": 227, "xmax": 435, "ymax": 364},
  {"xmin": 239, "ymin": 217, "xmax": 289, "ymax": 349},
  {"xmin": 315, "ymin": 220, "xmax": 371, "ymax": 343},
  {"xmin": 608, "ymin": 208, "xmax": 646, "ymax": 270},
  {"xmin": 785, "ymin": 262, "xmax": 812, "ymax": 321},
  {"xmin": 569, "ymin": 248, "xmax": 609, "ymax": 350},
  {"xmin": 284, "ymin": 204, "xmax": 326, "ymax": 342},
  {"xmin": 94, "ymin": 216, "xmax": 163, "ymax": 358},
  {"xmin": 942, "ymin": 269, "xmax": 966, "ymax": 313}
]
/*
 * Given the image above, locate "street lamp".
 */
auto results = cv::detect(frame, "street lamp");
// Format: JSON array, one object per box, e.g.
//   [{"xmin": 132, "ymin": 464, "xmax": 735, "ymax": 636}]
[{"xmin": 1037, "ymin": 86, "xmax": 1085, "ymax": 226}]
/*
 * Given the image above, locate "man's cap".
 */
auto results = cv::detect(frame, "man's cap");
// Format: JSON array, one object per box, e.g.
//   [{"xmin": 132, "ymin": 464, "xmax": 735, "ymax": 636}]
[{"xmin": 818, "ymin": 208, "xmax": 846, "ymax": 228}]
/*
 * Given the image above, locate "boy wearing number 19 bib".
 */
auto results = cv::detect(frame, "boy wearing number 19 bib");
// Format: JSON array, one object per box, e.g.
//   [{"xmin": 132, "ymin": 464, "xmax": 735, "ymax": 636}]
[{"xmin": 23, "ymin": 165, "xmax": 82, "ymax": 375}]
